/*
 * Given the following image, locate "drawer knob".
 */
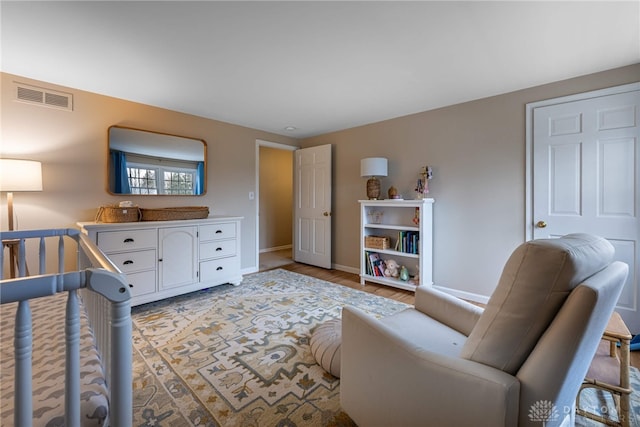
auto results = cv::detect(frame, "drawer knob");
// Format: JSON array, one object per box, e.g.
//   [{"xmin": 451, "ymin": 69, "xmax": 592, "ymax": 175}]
[
  {"xmin": 216, "ymin": 247, "xmax": 223, "ymax": 251},
  {"xmin": 215, "ymin": 230, "xmax": 223, "ymax": 234},
  {"xmin": 128, "ymin": 284, "xmax": 134, "ymax": 288},
  {"xmin": 123, "ymin": 260, "xmax": 133, "ymax": 265},
  {"xmin": 216, "ymin": 266, "xmax": 223, "ymax": 271},
  {"xmin": 124, "ymin": 238, "xmax": 134, "ymax": 243}
]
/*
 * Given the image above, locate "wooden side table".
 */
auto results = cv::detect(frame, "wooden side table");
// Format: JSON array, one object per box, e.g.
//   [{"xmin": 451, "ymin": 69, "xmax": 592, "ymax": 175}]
[{"xmin": 576, "ymin": 311, "xmax": 631, "ymax": 427}]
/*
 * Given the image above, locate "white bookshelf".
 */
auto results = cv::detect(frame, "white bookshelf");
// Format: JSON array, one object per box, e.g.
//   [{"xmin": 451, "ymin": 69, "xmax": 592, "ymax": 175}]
[{"xmin": 359, "ymin": 199, "xmax": 434, "ymax": 292}]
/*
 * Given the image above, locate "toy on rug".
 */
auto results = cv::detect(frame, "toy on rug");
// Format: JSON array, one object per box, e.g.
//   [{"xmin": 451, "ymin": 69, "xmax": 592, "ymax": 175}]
[{"xmin": 384, "ymin": 259, "xmax": 400, "ymax": 278}]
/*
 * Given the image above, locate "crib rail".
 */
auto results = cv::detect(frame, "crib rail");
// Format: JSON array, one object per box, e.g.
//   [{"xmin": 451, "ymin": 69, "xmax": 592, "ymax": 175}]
[{"xmin": 0, "ymin": 228, "xmax": 132, "ymax": 427}]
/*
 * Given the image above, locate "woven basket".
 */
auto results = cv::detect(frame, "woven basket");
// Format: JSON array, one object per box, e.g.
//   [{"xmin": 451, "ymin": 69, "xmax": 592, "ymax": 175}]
[
  {"xmin": 96, "ymin": 205, "xmax": 141, "ymax": 223},
  {"xmin": 364, "ymin": 236, "xmax": 390, "ymax": 250},
  {"xmin": 140, "ymin": 206, "xmax": 209, "ymax": 221}
]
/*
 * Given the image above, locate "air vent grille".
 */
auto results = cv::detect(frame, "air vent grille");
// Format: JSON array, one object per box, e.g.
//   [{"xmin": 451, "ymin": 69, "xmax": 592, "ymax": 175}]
[{"xmin": 15, "ymin": 82, "xmax": 73, "ymax": 111}]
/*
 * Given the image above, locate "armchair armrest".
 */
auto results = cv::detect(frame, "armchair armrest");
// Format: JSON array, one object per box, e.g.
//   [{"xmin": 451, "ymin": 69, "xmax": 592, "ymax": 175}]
[
  {"xmin": 341, "ymin": 306, "xmax": 519, "ymax": 427},
  {"xmin": 415, "ymin": 286, "xmax": 484, "ymax": 336}
]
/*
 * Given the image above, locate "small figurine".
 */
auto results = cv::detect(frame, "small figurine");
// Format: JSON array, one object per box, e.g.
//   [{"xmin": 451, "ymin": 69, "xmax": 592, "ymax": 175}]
[
  {"xmin": 388, "ymin": 186, "xmax": 400, "ymax": 199},
  {"xmin": 399, "ymin": 265, "xmax": 409, "ymax": 281},
  {"xmin": 384, "ymin": 259, "xmax": 400, "ymax": 278},
  {"xmin": 415, "ymin": 165, "xmax": 433, "ymax": 199},
  {"xmin": 410, "ymin": 265, "xmax": 420, "ymax": 285}
]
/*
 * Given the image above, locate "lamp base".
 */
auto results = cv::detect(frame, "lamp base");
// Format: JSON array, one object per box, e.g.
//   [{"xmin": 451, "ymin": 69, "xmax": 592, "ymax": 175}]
[{"xmin": 366, "ymin": 177, "xmax": 381, "ymax": 200}]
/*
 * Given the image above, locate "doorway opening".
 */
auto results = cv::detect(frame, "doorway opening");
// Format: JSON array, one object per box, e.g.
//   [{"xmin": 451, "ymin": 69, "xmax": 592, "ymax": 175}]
[{"xmin": 256, "ymin": 140, "xmax": 297, "ymax": 271}]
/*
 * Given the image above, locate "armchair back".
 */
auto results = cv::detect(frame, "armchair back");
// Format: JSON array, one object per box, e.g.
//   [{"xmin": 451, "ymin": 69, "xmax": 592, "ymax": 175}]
[{"xmin": 461, "ymin": 234, "xmax": 615, "ymax": 375}]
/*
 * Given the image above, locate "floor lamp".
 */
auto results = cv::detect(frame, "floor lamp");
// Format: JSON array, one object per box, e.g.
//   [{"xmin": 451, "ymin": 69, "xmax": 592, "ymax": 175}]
[{"xmin": 0, "ymin": 158, "xmax": 43, "ymax": 277}]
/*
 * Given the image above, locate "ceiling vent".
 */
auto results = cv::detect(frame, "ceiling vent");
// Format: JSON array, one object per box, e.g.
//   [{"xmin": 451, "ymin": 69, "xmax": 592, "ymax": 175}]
[{"xmin": 15, "ymin": 82, "xmax": 73, "ymax": 111}]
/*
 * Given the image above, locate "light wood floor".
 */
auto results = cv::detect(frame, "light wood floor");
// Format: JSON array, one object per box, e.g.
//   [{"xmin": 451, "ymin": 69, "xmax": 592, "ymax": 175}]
[{"xmin": 279, "ymin": 262, "xmax": 640, "ymax": 369}]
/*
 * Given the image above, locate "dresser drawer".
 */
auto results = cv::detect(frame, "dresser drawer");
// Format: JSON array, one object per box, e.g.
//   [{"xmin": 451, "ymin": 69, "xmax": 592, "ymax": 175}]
[
  {"xmin": 124, "ymin": 270, "xmax": 156, "ymax": 297},
  {"xmin": 200, "ymin": 239, "xmax": 237, "ymax": 260},
  {"xmin": 200, "ymin": 223, "xmax": 236, "ymax": 241},
  {"xmin": 108, "ymin": 249, "xmax": 156, "ymax": 273},
  {"xmin": 98, "ymin": 229, "xmax": 156, "ymax": 252},
  {"xmin": 200, "ymin": 256, "xmax": 240, "ymax": 282}
]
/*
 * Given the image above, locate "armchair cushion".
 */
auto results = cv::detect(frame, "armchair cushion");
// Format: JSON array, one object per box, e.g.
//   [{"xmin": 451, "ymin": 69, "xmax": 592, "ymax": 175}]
[
  {"xmin": 460, "ymin": 233, "xmax": 614, "ymax": 374},
  {"xmin": 415, "ymin": 285, "xmax": 483, "ymax": 336}
]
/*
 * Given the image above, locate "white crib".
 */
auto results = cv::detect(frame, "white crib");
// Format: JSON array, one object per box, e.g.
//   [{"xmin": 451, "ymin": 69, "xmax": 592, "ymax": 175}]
[{"xmin": 0, "ymin": 228, "xmax": 132, "ymax": 427}]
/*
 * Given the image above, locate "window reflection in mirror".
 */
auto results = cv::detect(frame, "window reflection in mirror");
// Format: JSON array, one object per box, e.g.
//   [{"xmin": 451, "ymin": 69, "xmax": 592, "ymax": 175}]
[{"xmin": 108, "ymin": 126, "xmax": 207, "ymax": 195}]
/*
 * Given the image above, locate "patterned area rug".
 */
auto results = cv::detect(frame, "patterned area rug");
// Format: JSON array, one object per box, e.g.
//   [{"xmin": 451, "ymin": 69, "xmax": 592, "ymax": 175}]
[
  {"xmin": 131, "ymin": 268, "xmax": 640, "ymax": 427},
  {"xmin": 131, "ymin": 269, "xmax": 409, "ymax": 426}
]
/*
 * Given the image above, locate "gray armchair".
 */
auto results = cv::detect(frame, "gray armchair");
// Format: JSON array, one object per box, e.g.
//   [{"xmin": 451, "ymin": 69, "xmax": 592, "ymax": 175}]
[{"xmin": 341, "ymin": 234, "xmax": 628, "ymax": 427}]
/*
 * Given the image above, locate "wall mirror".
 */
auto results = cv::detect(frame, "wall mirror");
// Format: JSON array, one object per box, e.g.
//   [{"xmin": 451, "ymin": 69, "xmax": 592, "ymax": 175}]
[{"xmin": 108, "ymin": 126, "xmax": 207, "ymax": 195}]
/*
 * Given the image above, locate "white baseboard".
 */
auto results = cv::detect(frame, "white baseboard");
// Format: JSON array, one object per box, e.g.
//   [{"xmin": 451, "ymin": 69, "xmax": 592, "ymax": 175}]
[
  {"xmin": 433, "ymin": 285, "xmax": 490, "ymax": 304},
  {"xmin": 332, "ymin": 263, "xmax": 359, "ymax": 275},
  {"xmin": 259, "ymin": 244, "xmax": 292, "ymax": 253},
  {"xmin": 242, "ymin": 266, "xmax": 259, "ymax": 275}
]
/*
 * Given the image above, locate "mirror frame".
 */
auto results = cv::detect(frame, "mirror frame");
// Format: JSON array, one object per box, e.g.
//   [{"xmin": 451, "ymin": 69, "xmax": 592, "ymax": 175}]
[{"xmin": 107, "ymin": 125, "xmax": 207, "ymax": 196}]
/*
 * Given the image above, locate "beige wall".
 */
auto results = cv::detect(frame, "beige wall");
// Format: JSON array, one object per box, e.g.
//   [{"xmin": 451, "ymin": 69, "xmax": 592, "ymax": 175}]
[
  {"xmin": 259, "ymin": 146, "xmax": 293, "ymax": 250},
  {"xmin": 4, "ymin": 65, "xmax": 638, "ymax": 299},
  {"xmin": 301, "ymin": 64, "xmax": 640, "ymax": 301},
  {"xmin": 1, "ymin": 72, "xmax": 298, "ymax": 271}
]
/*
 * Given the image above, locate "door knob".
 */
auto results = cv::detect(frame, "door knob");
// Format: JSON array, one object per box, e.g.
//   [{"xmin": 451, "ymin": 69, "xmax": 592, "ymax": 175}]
[
  {"xmin": 536, "ymin": 220, "xmax": 547, "ymax": 228},
  {"xmin": 323, "ymin": 212, "xmax": 331, "ymax": 217}
]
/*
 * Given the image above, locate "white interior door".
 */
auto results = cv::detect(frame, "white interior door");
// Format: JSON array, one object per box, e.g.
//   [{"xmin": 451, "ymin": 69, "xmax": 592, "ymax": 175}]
[
  {"xmin": 293, "ymin": 144, "xmax": 332, "ymax": 269},
  {"xmin": 532, "ymin": 87, "xmax": 640, "ymax": 332}
]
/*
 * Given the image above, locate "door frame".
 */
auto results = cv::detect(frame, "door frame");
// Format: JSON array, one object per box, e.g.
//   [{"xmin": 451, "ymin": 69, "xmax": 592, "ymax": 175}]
[
  {"xmin": 254, "ymin": 139, "xmax": 298, "ymax": 272},
  {"xmin": 524, "ymin": 81, "xmax": 640, "ymax": 241}
]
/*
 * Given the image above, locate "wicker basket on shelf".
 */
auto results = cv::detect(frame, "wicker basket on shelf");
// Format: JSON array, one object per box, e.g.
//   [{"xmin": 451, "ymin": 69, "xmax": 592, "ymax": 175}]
[
  {"xmin": 95, "ymin": 205, "xmax": 141, "ymax": 223},
  {"xmin": 140, "ymin": 206, "xmax": 209, "ymax": 221},
  {"xmin": 364, "ymin": 236, "xmax": 390, "ymax": 250}
]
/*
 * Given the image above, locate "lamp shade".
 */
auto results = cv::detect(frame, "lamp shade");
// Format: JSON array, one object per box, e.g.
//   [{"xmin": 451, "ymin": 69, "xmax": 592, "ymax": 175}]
[
  {"xmin": 360, "ymin": 157, "xmax": 388, "ymax": 177},
  {"xmin": 0, "ymin": 159, "xmax": 43, "ymax": 192}
]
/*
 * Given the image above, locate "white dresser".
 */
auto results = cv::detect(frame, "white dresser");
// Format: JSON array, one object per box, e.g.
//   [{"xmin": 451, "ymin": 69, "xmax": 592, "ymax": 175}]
[{"xmin": 78, "ymin": 216, "xmax": 243, "ymax": 306}]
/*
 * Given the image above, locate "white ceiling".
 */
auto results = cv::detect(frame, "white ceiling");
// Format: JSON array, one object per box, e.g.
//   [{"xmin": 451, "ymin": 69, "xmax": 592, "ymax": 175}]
[{"xmin": 2, "ymin": 1, "xmax": 639, "ymax": 138}]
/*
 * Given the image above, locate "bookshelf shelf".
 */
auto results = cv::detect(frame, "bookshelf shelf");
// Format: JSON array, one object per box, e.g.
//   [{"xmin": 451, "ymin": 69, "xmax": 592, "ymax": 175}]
[{"xmin": 359, "ymin": 199, "xmax": 434, "ymax": 292}]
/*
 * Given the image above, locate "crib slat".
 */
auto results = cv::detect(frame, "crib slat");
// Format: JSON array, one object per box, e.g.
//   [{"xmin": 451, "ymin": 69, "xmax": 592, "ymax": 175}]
[
  {"xmin": 65, "ymin": 290, "xmax": 81, "ymax": 427},
  {"xmin": 0, "ymin": 243, "xmax": 4, "ymax": 280},
  {"xmin": 57, "ymin": 235, "xmax": 64, "ymax": 274},
  {"xmin": 109, "ymin": 300, "xmax": 133, "ymax": 426},
  {"xmin": 38, "ymin": 237, "xmax": 46, "ymax": 275},
  {"xmin": 18, "ymin": 239, "xmax": 26, "ymax": 277},
  {"xmin": 14, "ymin": 300, "xmax": 33, "ymax": 427}
]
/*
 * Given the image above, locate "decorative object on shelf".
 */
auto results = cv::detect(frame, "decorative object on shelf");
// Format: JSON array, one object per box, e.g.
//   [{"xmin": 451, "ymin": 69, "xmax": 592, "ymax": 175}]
[
  {"xmin": 367, "ymin": 210, "xmax": 384, "ymax": 224},
  {"xmin": 399, "ymin": 265, "xmax": 409, "ymax": 281},
  {"xmin": 413, "ymin": 207, "xmax": 420, "ymax": 225},
  {"xmin": 388, "ymin": 186, "xmax": 401, "ymax": 199},
  {"xmin": 360, "ymin": 157, "xmax": 388, "ymax": 200},
  {"xmin": 410, "ymin": 265, "xmax": 420, "ymax": 285},
  {"xmin": 364, "ymin": 235, "xmax": 390, "ymax": 250},
  {"xmin": 415, "ymin": 165, "xmax": 433, "ymax": 199},
  {"xmin": 383, "ymin": 259, "xmax": 400, "ymax": 278}
]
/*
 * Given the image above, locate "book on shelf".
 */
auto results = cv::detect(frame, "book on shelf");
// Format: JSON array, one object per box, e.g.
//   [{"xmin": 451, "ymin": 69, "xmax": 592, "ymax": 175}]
[
  {"xmin": 395, "ymin": 231, "xmax": 420, "ymax": 254},
  {"xmin": 366, "ymin": 251, "xmax": 387, "ymax": 277}
]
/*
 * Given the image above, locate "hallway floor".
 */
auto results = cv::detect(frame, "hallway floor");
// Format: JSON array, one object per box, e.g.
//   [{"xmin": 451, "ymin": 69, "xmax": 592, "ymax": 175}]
[{"xmin": 259, "ymin": 248, "xmax": 293, "ymax": 271}]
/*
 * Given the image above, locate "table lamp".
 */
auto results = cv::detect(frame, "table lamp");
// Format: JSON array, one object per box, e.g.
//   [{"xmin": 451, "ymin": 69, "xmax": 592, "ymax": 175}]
[
  {"xmin": 0, "ymin": 158, "xmax": 43, "ymax": 231},
  {"xmin": 360, "ymin": 157, "xmax": 388, "ymax": 200}
]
